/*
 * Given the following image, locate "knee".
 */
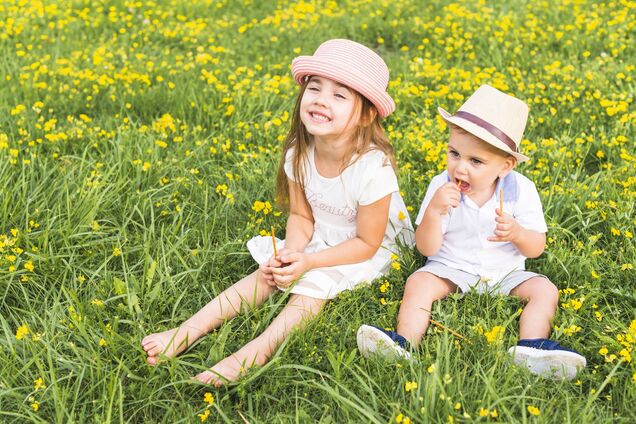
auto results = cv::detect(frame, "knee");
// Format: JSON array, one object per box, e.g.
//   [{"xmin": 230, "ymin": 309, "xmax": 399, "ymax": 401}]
[
  {"xmin": 404, "ymin": 272, "xmax": 452, "ymax": 302},
  {"xmin": 542, "ymin": 279, "xmax": 559, "ymax": 305},
  {"xmin": 523, "ymin": 277, "xmax": 559, "ymax": 305}
]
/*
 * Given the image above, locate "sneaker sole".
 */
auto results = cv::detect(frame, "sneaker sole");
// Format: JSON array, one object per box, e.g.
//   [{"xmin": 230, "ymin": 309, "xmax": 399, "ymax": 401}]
[
  {"xmin": 356, "ymin": 325, "xmax": 411, "ymax": 360},
  {"xmin": 508, "ymin": 345, "xmax": 586, "ymax": 380}
]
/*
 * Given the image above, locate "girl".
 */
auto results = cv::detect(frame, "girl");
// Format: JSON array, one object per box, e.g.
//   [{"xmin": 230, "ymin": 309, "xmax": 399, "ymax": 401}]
[{"xmin": 141, "ymin": 39, "xmax": 413, "ymax": 386}]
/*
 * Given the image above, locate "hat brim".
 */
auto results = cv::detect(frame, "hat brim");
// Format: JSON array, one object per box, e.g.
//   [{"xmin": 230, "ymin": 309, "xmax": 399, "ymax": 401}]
[
  {"xmin": 292, "ymin": 56, "xmax": 395, "ymax": 118},
  {"xmin": 438, "ymin": 107, "xmax": 529, "ymax": 162}
]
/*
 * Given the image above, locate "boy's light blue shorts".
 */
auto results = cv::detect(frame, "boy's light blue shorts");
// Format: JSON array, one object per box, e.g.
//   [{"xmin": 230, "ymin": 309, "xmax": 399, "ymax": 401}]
[{"xmin": 414, "ymin": 260, "xmax": 547, "ymax": 296}]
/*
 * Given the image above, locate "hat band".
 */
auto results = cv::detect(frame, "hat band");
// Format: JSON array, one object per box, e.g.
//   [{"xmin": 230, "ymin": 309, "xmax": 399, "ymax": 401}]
[{"xmin": 453, "ymin": 111, "xmax": 518, "ymax": 153}]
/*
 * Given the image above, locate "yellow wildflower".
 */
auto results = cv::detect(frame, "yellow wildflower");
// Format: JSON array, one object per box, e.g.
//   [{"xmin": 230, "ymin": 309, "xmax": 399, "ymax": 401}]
[
  {"xmin": 204, "ymin": 392, "xmax": 214, "ymax": 406},
  {"xmin": 198, "ymin": 409, "xmax": 210, "ymax": 421},
  {"xmin": 24, "ymin": 261, "xmax": 35, "ymax": 272},
  {"xmin": 16, "ymin": 324, "xmax": 30, "ymax": 340},
  {"xmin": 484, "ymin": 326, "xmax": 505, "ymax": 343},
  {"xmin": 527, "ymin": 406, "xmax": 540, "ymax": 416},
  {"xmin": 405, "ymin": 381, "xmax": 418, "ymax": 392},
  {"xmin": 34, "ymin": 377, "xmax": 46, "ymax": 391}
]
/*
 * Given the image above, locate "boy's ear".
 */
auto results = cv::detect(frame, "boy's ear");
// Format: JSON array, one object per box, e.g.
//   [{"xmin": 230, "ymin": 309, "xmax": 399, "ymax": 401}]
[{"xmin": 499, "ymin": 155, "xmax": 517, "ymax": 178}]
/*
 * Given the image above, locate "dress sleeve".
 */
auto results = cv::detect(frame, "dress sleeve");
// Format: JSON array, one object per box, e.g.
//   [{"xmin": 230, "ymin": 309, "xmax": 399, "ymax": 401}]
[
  {"xmin": 415, "ymin": 173, "xmax": 447, "ymax": 225},
  {"xmin": 357, "ymin": 154, "xmax": 399, "ymax": 206},
  {"xmin": 283, "ymin": 148, "xmax": 295, "ymax": 182},
  {"xmin": 514, "ymin": 178, "xmax": 548, "ymax": 233}
]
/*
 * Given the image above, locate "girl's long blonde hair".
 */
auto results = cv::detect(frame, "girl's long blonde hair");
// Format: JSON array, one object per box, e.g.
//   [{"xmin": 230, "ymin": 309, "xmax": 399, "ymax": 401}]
[{"xmin": 275, "ymin": 81, "xmax": 395, "ymax": 209}]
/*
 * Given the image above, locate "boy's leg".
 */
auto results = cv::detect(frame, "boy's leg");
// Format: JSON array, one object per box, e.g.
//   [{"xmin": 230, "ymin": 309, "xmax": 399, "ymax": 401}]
[
  {"xmin": 141, "ymin": 269, "xmax": 277, "ymax": 365},
  {"xmin": 509, "ymin": 276, "xmax": 558, "ymax": 339},
  {"xmin": 193, "ymin": 293, "xmax": 326, "ymax": 386},
  {"xmin": 508, "ymin": 276, "xmax": 585, "ymax": 380},
  {"xmin": 396, "ymin": 272, "xmax": 457, "ymax": 346}
]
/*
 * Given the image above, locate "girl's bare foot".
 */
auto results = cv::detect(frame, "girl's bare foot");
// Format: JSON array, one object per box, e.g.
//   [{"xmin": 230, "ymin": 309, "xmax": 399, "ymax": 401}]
[
  {"xmin": 141, "ymin": 325, "xmax": 204, "ymax": 365},
  {"xmin": 193, "ymin": 343, "xmax": 268, "ymax": 387}
]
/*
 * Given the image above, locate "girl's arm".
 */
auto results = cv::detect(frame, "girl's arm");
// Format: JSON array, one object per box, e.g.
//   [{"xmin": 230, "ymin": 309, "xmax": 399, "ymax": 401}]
[
  {"xmin": 272, "ymin": 194, "xmax": 391, "ymax": 286},
  {"xmin": 282, "ymin": 179, "xmax": 314, "ymax": 252}
]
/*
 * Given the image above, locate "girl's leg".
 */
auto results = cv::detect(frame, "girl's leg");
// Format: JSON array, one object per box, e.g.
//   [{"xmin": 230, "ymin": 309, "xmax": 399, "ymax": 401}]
[
  {"xmin": 510, "ymin": 277, "xmax": 558, "ymax": 339},
  {"xmin": 194, "ymin": 293, "xmax": 326, "ymax": 386},
  {"xmin": 141, "ymin": 270, "xmax": 277, "ymax": 365},
  {"xmin": 396, "ymin": 272, "xmax": 457, "ymax": 346}
]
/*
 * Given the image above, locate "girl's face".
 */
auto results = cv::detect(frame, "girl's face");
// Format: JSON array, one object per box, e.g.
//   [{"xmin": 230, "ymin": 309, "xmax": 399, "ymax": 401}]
[
  {"xmin": 299, "ymin": 76, "xmax": 359, "ymax": 143},
  {"xmin": 447, "ymin": 127, "xmax": 515, "ymax": 199}
]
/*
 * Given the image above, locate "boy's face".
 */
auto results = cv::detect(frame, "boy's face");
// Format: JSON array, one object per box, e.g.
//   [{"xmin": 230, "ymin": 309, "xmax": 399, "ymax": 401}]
[{"xmin": 447, "ymin": 126, "xmax": 516, "ymax": 197}]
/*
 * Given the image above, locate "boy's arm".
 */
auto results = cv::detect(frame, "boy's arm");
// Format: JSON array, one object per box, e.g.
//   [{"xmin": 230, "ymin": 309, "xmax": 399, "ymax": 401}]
[
  {"xmin": 415, "ymin": 208, "xmax": 444, "ymax": 256},
  {"xmin": 415, "ymin": 181, "xmax": 461, "ymax": 257},
  {"xmin": 488, "ymin": 212, "xmax": 546, "ymax": 258}
]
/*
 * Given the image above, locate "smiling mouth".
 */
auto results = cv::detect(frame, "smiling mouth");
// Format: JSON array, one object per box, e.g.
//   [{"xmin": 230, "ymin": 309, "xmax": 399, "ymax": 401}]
[
  {"xmin": 309, "ymin": 111, "xmax": 331, "ymax": 122},
  {"xmin": 456, "ymin": 178, "xmax": 470, "ymax": 192}
]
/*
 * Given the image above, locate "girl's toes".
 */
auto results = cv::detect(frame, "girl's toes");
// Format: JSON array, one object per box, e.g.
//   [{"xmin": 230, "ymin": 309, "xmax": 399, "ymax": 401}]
[
  {"xmin": 146, "ymin": 356, "xmax": 158, "ymax": 366},
  {"xmin": 193, "ymin": 372, "xmax": 208, "ymax": 384},
  {"xmin": 146, "ymin": 345, "xmax": 162, "ymax": 356},
  {"xmin": 141, "ymin": 340, "xmax": 156, "ymax": 352},
  {"xmin": 141, "ymin": 335, "xmax": 155, "ymax": 346}
]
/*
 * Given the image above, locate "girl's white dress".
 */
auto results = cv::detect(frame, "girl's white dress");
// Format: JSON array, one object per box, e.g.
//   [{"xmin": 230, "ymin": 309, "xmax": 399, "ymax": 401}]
[{"xmin": 247, "ymin": 145, "xmax": 414, "ymax": 299}]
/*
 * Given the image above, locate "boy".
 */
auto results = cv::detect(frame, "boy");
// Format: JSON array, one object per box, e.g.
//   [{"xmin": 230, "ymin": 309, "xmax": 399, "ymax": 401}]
[{"xmin": 357, "ymin": 85, "xmax": 586, "ymax": 380}]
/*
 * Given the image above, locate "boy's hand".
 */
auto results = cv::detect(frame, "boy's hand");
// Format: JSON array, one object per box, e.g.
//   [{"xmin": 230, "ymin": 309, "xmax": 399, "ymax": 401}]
[
  {"xmin": 429, "ymin": 182, "xmax": 461, "ymax": 215},
  {"xmin": 271, "ymin": 252, "xmax": 313, "ymax": 288},
  {"xmin": 487, "ymin": 210, "xmax": 521, "ymax": 242}
]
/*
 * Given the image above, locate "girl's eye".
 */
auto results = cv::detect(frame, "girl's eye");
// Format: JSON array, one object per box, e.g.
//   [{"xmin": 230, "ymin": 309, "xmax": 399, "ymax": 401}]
[
  {"xmin": 335, "ymin": 93, "xmax": 346, "ymax": 99},
  {"xmin": 449, "ymin": 150, "xmax": 459, "ymax": 158},
  {"xmin": 471, "ymin": 158, "xmax": 482, "ymax": 165},
  {"xmin": 308, "ymin": 86, "xmax": 319, "ymax": 92}
]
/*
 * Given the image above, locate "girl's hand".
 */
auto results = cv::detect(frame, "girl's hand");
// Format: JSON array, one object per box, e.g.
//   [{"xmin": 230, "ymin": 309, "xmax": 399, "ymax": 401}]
[
  {"xmin": 271, "ymin": 252, "xmax": 313, "ymax": 288},
  {"xmin": 259, "ymin": 248, "xmax": 295, "ymax": 287},
  {"xmin": 429, "ymin": 182, "xmax": 461, "ymax": 215},
  {"xmin": 487, "ymin": 210, "xmax": 521, "ymax": 242}
]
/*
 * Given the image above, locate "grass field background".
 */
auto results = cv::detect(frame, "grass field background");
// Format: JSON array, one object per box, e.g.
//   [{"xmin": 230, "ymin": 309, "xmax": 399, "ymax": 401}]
[{"xmin": 1, "ymin": 0, "xmax": 635, "ymax": 422}]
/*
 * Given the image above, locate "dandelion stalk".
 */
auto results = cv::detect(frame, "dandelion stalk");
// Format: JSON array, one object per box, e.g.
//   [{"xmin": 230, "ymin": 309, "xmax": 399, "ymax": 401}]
[{"xmin": 271, "ymin": 226, "xmax": 278, "ymax": 257}]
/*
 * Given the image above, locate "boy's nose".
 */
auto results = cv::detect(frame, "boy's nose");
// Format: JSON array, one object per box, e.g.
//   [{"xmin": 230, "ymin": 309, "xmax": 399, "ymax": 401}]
[{"xmin": 455, "ymin": 161, "xmax": 469, "ymax": 174}]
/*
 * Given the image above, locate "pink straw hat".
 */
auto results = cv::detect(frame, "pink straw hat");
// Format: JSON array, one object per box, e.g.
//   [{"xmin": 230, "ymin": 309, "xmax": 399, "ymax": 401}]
[{"xmin": 291, "ymin": 39, "xmax": 395, "ymax": 118}]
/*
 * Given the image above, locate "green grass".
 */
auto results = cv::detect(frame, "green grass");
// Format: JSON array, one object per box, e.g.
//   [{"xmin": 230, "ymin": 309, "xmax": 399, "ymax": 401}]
[{"xmin": 1, "ymin": 0, "xmax": 635, "ymax": 422}]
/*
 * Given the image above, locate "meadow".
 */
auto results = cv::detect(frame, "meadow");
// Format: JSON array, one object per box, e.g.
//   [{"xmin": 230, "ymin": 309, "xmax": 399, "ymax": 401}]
[{"xmin": 1, "ymin": 0, "xmax": 635, "ymax": 422}]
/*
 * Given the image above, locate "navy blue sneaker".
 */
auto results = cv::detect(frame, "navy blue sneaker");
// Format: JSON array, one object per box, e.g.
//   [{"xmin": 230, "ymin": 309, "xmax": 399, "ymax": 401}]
[
  {"xmin": 357, "ymin": 324, "xmax": 412, "ymax": 360},
  {"xmin": 508, "ymin": 338, "xmax": 586, "ymax": 380}
]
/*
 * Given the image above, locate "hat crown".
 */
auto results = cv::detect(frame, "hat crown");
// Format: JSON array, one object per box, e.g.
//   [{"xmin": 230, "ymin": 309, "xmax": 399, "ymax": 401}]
[
  {"xmin": 311, "ymin": 39, "xmax": 390, "ymax": 89},
  {"xmin": 458, "ymin": 85, "xmax": 528, "ymax": 145}
]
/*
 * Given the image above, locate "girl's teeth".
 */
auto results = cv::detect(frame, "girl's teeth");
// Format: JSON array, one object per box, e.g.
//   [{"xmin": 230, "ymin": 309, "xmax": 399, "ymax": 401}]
[{"xmin": 312, "ymin": 113, "xmax": 329, "ymax": 122}]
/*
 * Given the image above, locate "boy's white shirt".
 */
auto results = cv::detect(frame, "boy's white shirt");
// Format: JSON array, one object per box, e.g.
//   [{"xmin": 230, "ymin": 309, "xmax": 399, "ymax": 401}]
[{"xmin": 415, "ymin": 171, "xmax": 547, "ymax": 284}]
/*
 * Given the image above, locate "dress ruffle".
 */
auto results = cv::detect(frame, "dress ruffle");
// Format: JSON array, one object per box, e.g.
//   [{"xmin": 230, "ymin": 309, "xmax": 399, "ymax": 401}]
[{"xmin": 246, "ymin": 233, "xmax": 399, "ymax": 300}]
